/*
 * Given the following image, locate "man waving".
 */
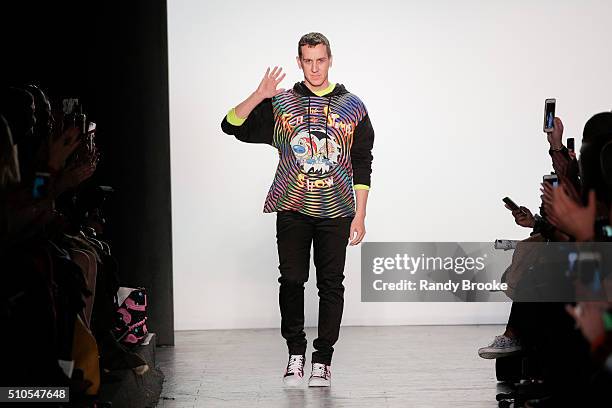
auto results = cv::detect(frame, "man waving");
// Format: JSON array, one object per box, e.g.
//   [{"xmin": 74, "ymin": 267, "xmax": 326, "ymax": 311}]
[{"xmin": 221, "ymin": 32, "xmax": 375, "ymax": 387}]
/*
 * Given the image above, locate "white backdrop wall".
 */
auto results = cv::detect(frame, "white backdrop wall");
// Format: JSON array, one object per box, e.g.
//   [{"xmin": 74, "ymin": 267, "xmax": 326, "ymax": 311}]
[{"xmin": 167, "ymin": 0, "xmax": 612, "ymax": 330}]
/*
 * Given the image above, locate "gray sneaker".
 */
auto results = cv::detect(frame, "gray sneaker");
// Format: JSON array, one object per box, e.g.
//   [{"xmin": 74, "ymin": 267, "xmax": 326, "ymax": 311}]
[
  {"xmin": 282, "ymin": 355, "xmax": 305, "ymax": 386},
  {"xmin": 308, "ymin": 363, "xmax": 331, "ymax": 387},
  {"xmin": 478, "ymin": 335, "xmax": 522, "ymax": 359}
]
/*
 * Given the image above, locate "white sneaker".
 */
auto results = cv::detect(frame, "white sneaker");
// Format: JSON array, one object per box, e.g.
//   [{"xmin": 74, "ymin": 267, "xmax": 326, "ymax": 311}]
[
  {"xmin": 308, "ymin": 363, "xmax": 331, "ymax": 387},
  {"xmin": 282, "ymin": 354, "xmax": 305, "ymax": 386},
  {"xmin": 478, "ymin": 335, "xmax": 522, "ymax": 359}
]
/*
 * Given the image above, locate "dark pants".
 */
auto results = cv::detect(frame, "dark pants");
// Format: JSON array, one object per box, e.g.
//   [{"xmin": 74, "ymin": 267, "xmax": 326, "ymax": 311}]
[
  {"xmin": 510, "ymin": 301, "xmax": 593, "ymax": 403},
  {"xmin": 276, "ymin": 210, "xmax": 353, "ymax": 365}
]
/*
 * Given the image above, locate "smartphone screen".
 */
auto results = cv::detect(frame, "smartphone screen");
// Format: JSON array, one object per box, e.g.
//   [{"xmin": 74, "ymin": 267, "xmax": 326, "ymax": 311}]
[
  {"xmin": 33, "ymin": 172, "xmax": 50, "ymax": 199},
  {"xmin": 543, "ymin": 174, "xmax": 559, "ymax": 188},
  {"xmin": 601, "ymin": 225, "xmax": 612, "ymax": 239},
  {"xmin": 577, "ymin": 252, "xmax": 603, "ymax": 294},
  {"xmin": 544, "ymin": 98, "xmax": 556, "ymax": 132}
]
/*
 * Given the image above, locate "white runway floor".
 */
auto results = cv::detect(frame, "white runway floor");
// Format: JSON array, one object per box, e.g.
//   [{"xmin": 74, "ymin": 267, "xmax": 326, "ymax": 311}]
[{"xmin": 156, "ymin": 325, "xmax": 508, "ymax": 408}]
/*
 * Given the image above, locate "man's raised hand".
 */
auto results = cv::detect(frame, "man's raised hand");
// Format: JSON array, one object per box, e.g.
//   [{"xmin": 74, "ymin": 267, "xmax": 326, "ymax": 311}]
[
  {"xmin": 256, "ymin": 66, "xmax": 286, "ymax": 98},
  {"xmin": 232, "ymin": 67, "xmax": 286, "ymax": 120}
]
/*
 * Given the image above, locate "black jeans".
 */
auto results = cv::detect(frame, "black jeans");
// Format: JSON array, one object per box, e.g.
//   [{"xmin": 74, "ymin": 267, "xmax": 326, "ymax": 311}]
[{"xmin": 276, "ymin": 210, "xmax": 353, "ymax": 365}]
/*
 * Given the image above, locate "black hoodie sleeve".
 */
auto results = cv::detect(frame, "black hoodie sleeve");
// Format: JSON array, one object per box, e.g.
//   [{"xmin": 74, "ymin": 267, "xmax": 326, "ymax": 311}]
[
  {"xmin": 350, "ymin": 113, "xmax": 375, "ymax": 187},
  {"xmin": 220, "ymin": 98, "xmax": 274, "ymax": 145}
]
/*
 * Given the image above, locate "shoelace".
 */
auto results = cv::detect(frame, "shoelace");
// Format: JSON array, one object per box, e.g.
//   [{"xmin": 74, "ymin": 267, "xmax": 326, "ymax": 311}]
[
  {"xmin": 287, "ymin": 355, "xmax": 304, "ymax": 374},
  {"xmin": 492, "ymin": 336, "xmax": 507, "ymax": 346},
  {"xmin": 311, "ymin": 364, "xmax": 328, "ymax": 378},
  {"xmin": 493, "ymin": 335, "xmax": 518, "ymax": 347}
]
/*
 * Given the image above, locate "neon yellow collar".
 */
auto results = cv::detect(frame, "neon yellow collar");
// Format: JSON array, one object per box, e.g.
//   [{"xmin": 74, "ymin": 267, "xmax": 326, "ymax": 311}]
[{"xmin": 312, "ymin": 82, "xmax": 336, "ymax": 97}]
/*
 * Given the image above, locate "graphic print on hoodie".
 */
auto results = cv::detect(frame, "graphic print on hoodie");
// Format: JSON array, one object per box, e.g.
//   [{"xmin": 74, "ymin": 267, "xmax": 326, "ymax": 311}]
[{"xmin": 221, "ymin": 81, "xmax": 374, "ymax": 218}]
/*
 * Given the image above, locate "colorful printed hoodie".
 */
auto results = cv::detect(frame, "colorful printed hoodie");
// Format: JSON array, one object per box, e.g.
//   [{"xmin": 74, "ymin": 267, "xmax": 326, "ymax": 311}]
[{"xmin": 221, "ymin": 81, "xmax": 374, "ymax": 218}]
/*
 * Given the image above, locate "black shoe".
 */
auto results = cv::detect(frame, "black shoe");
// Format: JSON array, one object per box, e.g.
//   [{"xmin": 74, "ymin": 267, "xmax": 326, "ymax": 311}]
[{"xmin": 525, "ymin": 395, "xmax": 570, "ymax": 408}]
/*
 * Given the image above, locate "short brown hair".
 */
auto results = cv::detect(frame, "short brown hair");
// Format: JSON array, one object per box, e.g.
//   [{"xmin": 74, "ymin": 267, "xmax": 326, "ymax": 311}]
[{"xmin": 298, "ymin": 32, "xmax": 332, "ymax": 58}]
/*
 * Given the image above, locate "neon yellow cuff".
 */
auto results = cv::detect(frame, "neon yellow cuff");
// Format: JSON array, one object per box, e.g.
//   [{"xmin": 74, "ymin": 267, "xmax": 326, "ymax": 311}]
[
  {"xmin": 227, "ymin": 108, "xmax": 246, "ymax": 126},
  {"xmin": 353, "ymin": 184, "xmax": 370, "ymax": 191}
]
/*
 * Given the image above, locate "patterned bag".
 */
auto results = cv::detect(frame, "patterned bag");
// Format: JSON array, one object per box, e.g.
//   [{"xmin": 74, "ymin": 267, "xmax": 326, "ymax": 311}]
[{"xmin": 113, "ymin": 287, "xmax": 148, "ymax": 346}]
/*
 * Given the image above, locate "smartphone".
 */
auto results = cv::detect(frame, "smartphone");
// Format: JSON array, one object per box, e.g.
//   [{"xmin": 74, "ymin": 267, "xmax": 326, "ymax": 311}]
[
  {"xmin": 567, "ymin": 137, "xmax": 575, "ymax": 152},
  {"xmin": 61, "ymin": 98, "xmax": 87, "ymax": 135},
  {"xmin": 61, "ymin": 98, "xmax": 79, "ymax": 131},
  {"xmin": 33, "ymin": 172, "xmax": 50, "ymax": 199},
  {"xmin": 576, "ymin": 251, "xmax": 604, "ymax": 294},
  {"xmin": 543, "ymin": 174, "xmax": 559, "ymax": 188},
  {"xmin": 85, "ymin": 121, "xmax": 97, "ymax": 155},
  {"xmin": 62, "ymin": 98, "xmax": 78, "ymax": 115},
  {"xmin": 76, "ymin": 111, "xmax": 87, "ymax": 135},
  {"xmin": 601, "ymin": 225, "xmax": 612, "ymax": 240},
  {"xmin": 543, "ymin": 98, "xmax": 556, "ymax": 132},
  {"xmin": 494, "ymin": 239, "xmax": 518, "ymax": 251},
  {"xmin": 502, "ymin": 197, "xmax": 520, "ymax": 211}
]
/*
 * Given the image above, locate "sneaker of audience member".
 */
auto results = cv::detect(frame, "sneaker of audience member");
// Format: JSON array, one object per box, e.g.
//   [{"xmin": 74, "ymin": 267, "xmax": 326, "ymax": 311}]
[
  {"xmin": 525, "ymin": 395, "xmax": 557, "ymax": 408},
  {"xmin": 282, "ymin": 354, "xmax": 305, "ymax": 386},
  {"xmin": 478, "ymin": 335, "xmax": 522, "ymax": 359},
  {"xmin": 308, "ymin": 363, "xmax": 331, "ymax": 387}
]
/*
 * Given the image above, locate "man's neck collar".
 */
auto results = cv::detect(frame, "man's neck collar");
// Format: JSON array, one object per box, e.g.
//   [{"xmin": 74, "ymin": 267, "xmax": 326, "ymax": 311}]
[{"xmin": 303, "ymin": 81, "xmax": 336, "ymax": 96}]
